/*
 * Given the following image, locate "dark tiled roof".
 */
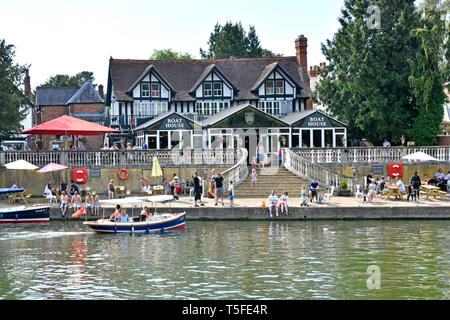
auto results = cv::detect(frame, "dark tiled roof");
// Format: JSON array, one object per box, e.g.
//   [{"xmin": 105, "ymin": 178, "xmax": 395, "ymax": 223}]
[
  {"xmin": 36, "ymin": 87, "xmax": 79, "ymax": 106},
  {"xmin": 66, "ymin": 81, "xmax": 104, "ymax": 104},
  {"xmin": 36, "ymin": 81, "xmax": 103, "ymax": 106},
  {"xmin": 201, "ymin": 103, "xmax": 289, "ymax": 127},
  {"xmin": 109, "ymin": 57, "xmax": 312, "ymax": 103}
]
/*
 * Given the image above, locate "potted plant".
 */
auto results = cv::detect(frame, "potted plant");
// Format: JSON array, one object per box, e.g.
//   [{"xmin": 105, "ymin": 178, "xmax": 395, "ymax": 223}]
[{"xmin": 338, "ymin": 179, "xmax": 352, "ymax": 196}]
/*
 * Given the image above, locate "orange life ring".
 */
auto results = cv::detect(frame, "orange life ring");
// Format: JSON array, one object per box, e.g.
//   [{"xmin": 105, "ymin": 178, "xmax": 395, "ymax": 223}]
[{"xmin": 118, "ymin": 168, "xmax": 129, "ymax": 180}]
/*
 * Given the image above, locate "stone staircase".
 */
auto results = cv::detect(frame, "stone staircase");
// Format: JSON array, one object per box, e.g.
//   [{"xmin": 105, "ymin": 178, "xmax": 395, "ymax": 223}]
[{"xmin": 234, "ymin": 166, "xmax": 311, "ymax": 198}]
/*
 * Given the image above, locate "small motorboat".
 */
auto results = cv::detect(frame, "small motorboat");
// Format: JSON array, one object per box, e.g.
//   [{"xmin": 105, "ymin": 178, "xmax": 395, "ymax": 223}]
[
  {"xmin": 0, "ymin": 205, "xmax": 50, "ymax": 223},
  {"xmin": 83, "ymin": 195, "xmax": 186, "ymax": 234}
]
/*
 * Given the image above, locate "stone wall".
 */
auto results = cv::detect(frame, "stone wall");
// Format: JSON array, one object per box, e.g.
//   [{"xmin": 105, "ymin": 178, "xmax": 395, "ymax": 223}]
[{"xmin": 0, "ymin": 166, "xmax": 229, "ymax": 197}]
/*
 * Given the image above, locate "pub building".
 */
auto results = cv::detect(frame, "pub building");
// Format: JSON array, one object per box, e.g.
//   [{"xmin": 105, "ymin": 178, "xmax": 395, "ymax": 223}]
[{"xmin": 106, "ymin": 34, "xmax": 348, "ymax": 154}]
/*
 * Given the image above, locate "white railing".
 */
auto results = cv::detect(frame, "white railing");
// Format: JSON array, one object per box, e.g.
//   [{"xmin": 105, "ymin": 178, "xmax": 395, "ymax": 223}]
[
  {"xmin": 221, "ymin": 148, "xmax": 249, "ymax": 189},
  {"xmin": 283, "ymin": 148, "xmax": 356, "ymax": 192},
  {"xmin": 292, "ymin": 146, "xmax": 450, "ymax": 164},
  {"xmin": 0, "ymin": 149, "xmax": 239, "ymax": 168}
]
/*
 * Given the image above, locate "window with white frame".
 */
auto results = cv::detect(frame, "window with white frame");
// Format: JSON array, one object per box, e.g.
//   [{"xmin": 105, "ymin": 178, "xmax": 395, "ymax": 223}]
[
  {"xmin": 275, "ymin": 80, "xmax": 284, "ymax": 94},
  {"xmin": 151, "ymin": 83, "xmax": 160, "ymax": 97},
  {"xmin": 204, "ymin": 102, "xmax": 210, "ymax": 115},
  {"xmin": 213, "ymin": 82, "xmax": 222, "ymax": 96},
  {"xmin": 204, "ymin": 83, "xmax": 212, "ymax": 97},
  {"xmin": 266, "ymin": 81, "xmax": 274, "ymax": 95},
  {"xmin": 211, "ymin": 102, "xmax": 218, "ymax": 115},
  {"xmin": 141, "ymin": 83, "xmax": 150, "ymax": 97}
]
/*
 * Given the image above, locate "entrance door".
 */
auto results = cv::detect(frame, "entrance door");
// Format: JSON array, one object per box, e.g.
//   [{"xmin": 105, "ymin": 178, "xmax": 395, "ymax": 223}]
[{"xmin": 245, "ymin": 136, "xmax": 250, "ymax": 165}]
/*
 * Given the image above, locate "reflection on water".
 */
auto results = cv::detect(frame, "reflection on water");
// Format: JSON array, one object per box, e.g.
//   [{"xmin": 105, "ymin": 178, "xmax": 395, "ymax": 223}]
[{"xmin": 0, "ymin": 220, "xmax": 449, "ymax": 300}]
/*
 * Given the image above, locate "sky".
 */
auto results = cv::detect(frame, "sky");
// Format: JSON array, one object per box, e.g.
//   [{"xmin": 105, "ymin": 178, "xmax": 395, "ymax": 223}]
[{"xmin": 1, "ymin": 0, "xmax": 346, "ymax": 90}]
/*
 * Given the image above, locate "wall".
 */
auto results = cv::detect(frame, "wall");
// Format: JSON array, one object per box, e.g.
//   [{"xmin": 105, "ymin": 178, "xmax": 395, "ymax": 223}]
[
  {"xmin": 0, "ymin": 166, "xmax": 230, "ymax": 197},
  {"xmin": 437, "ymin": 136, "xmax": 450, "ymax": 146},
  {"xmin": 38, "ymin": 105, "xmax": 67, "ymax": 150}
]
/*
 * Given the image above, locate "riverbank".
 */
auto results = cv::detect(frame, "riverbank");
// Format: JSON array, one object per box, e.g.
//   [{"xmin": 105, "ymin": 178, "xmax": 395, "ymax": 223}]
[{"xmin": 2, "ymin": 194, "xmax": 450, "ymax": 220}]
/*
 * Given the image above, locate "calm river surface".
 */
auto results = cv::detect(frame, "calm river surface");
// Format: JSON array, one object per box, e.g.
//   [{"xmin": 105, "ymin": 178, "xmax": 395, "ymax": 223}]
[{"xmin": 0, "ymin": 220, "xmax": 449, "ymax": 300}]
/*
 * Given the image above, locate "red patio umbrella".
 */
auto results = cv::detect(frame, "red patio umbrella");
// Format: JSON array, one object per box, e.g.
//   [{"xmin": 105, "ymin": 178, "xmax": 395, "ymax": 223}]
[{"xmin": 21, "ymin": 115, "xmax": 119, "ymax": 136}]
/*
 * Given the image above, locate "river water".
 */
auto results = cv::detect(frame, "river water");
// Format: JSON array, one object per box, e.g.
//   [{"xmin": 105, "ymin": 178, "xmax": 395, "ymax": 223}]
[{"xmin": 0, "ymin": 220, "xmax": 449, "ymax": 300}]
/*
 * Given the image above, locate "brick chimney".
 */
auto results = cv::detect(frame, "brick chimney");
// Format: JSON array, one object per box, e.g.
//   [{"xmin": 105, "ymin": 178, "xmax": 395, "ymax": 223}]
[
  {"xmin": 309, "ymin": 66, "xmax": 317, "ymax": 78},
  {"xmin": 24, "ymin": 69, "xmax": 32, "ymax": 100},
  {"xmin": 295, "ymin": 35, "xmax": 308, "ymax": 77},
  {"xmin": 98, "ymin": 84, "xmax": 104, "ymax": 97}
]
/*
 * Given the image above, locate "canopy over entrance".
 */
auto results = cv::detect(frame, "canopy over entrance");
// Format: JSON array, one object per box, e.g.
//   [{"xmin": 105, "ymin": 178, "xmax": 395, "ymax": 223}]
[{"xmin": 21, "ymin": 115, "xmax": 119, "ymax": 136}]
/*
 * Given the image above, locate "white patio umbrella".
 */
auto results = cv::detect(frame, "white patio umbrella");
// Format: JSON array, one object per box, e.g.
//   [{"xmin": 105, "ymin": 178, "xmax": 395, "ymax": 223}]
[
  {"xmin": 4, "ymin": 160, "xmax": 38, "ymax": 189},
  {"xmin": 4, "ymin": 159, "xmax": 39, "ymax": 170},
  {"xmin": 401, "ymin": 151, "xmax": 439, "ymax": 162}
]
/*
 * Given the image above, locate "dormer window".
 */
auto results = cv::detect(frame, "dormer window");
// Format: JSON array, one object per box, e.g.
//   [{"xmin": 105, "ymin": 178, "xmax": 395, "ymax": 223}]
[
  {"xmin": 141, "ymin": 83, "xmax": 150, "ymax": 97},
  {"xmin": 213, "ymin": 82, "xmax": 222, "ymax": 96},
  {"xmin": 151, "ymin": 83, "xmax": 160, "ymax": 97},
  {"xmin": 276, "ymin": 80, "xmax": 284, "ymax": 94},
  {"xmin": 204, "ymin": 82, "xmax": 212, "ymax": 97},
  {"xmin": 266, "ymin": 81, "xmax": 274, "ymax": 95}
]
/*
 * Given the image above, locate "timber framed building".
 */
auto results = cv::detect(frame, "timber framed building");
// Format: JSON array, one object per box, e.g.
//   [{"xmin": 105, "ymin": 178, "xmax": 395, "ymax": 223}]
[{"xmin": 105, "ymin": 35, "xmax": 347, "ymax": 161}]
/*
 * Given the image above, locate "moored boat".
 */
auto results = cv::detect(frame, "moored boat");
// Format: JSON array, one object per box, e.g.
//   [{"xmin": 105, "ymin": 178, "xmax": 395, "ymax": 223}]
[
  {"xmin": 83, "ymin": 195, "xmax": 186, "ymax": 234},
  {"xmin": 0, "ymin": 206, "xmax": 50, "ymax": 224}
]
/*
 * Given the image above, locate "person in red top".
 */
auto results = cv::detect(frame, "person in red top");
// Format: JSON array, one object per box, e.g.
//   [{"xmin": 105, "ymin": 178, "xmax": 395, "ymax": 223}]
[{"xmin": 109, "ymin": 204, "xmax": 121, "ymax": 222}]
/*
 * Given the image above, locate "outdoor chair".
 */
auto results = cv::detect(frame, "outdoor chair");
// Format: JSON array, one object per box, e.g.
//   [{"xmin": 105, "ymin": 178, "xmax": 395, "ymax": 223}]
[
  {"xmin": 355, "ymin": 185, "xmax": 364, "ymax": 201},
  {"xmin": 323, "ymin": 186, "xmax": 335, "ymax": 201}
]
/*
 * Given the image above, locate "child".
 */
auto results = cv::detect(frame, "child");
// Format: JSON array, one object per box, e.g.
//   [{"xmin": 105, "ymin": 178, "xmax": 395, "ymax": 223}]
[
  {"xmin": 268, "ymin": 190, "xmax": 278, "ymax": 217},
  {"xmin": 279, "ymin": 191, "xmax": 289, "ymax": 215},
  {"xmin": 251, "ymin": 156, "xmax": 258, "ymax": 170},
  {"xmin": 228, "ymin": 181, "xmax": 234, "ymax": 207},
  {"xmin": 251, "ymin": 169, "xmax": 257, "ymax": 189},
  {"xmin": 300, "ymin": 185, "xmax": 309, "ymax": 207}
]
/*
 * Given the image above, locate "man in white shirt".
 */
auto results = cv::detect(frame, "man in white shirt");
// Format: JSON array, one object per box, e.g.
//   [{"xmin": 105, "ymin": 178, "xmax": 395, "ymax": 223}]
[{"xmin": 383, "ymin": 138, "xmax": 391, "ymax": 147}]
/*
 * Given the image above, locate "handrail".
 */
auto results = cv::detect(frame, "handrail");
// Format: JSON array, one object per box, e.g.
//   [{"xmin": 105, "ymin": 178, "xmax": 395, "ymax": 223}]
[
  {"xmin": 221, "ymin": 148, "xmax": 249, "ymax": 189},
  {"xmin": 291, "ymin": 146, "xmax": 450, "ymax": 164},
  {"xmin": 283, "ymin": 148, "xmax": 356, "ymax": 192},
  {"xmin": 0, "ymin": 149, "xmax": 239, "ymax": 168}
]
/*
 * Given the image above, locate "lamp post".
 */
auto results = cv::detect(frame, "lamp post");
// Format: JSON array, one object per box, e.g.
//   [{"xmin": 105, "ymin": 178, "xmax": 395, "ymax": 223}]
[{"xmin": 400, "ymin": 135, "xmax": 405, "ymax": 146}]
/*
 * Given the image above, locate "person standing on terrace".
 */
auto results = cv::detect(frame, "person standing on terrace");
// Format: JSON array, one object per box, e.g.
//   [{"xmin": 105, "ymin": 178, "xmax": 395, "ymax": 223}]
[{"xmin": 108, "ymin": 179, "xmax": 115, "ymax": 199}]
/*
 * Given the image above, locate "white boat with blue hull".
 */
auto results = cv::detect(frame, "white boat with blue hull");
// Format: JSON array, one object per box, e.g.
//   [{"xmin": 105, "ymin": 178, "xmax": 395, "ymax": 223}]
[
  {"xmin": 83, "ymin": 195, "xmax": 186, "ymax": 234},
  {"xmin": 0, "ymin": 206, "xmax": 50, "ymax": 224}
]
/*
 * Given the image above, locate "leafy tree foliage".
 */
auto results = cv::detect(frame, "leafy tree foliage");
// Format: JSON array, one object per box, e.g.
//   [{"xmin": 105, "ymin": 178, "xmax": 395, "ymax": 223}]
[
  {"xmin": 149, "ymin": 49, "xmax": 194, "ymax": 60},
  {"xmin": 200, "ymin": 22, "xmax": 282, "ymax": 59},
  {"xmin": 408, "ymin": 7, "xmax": 447, "ymax": 145},
  {"xmin": 315, "ymin": 0, "xmax": 448, "ymax": 145},
  {"xmin": 0, "ymin": 39, "xmax": 30, "ymax": 139},
  {"xmin": 41, "ymin": 71, "xmax": 95, "ymax": 87}
]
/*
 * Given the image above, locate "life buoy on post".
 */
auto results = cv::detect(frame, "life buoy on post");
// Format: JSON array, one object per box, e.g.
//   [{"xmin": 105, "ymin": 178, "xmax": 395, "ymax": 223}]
[{"xmin": 118, "ymin": 168, "xmax": 129, "ymax": 180}]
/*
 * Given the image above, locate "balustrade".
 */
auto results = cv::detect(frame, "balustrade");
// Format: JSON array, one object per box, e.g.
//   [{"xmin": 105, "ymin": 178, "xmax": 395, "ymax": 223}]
[
  {"xmin": 0, "ymin": 149, "xmax": 240, "ymax": 168},
  {"xmin": 292, "ymin": 146, "xmax": 450, "ymax": 164},
  {"xmin": 283, "ymin": 148, "xmax": 356, "ymax": 192}
]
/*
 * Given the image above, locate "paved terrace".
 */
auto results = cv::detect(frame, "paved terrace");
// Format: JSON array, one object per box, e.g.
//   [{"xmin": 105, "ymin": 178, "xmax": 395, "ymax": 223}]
[{"xmin": 2, "ymin": 194, "xmax": 450, "ymax": 221}]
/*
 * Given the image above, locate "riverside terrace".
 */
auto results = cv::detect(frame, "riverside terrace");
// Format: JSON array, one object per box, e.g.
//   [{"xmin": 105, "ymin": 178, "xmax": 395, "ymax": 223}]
[{"xmin": 2, "ymin": 193, "xmax": 450, "ymax": 221}]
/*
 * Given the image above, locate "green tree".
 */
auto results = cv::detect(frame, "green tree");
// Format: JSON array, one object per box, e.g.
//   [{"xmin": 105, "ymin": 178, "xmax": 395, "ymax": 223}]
[
  {"xmin": 200, "ymin": 22, "xmax": 282, "ymax": 59},
  {"xmin": 149, "ymin": 49, "xmax": 194, "ymax": 60},
  {"xmin": 41, "ymin": 71, "xmax": 95, "ymax": 87},
  {"xmin": 408, "ymin": 7, "xmax": 448, "ymax": 145},
  {"xmin": 315, "ymin": 0, "xmax": 422, "ymax": 145},
  {"xmin": 0, "ymin": 39, "xmax": 30, "ymax": 139}
]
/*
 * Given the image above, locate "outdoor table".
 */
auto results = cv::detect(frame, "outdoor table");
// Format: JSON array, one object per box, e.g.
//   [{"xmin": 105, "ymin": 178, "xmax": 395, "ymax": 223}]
[
  {"xmin": 0, "ymin": 188, "xmax": 24, "ymax": 200},
  {"xmin": 420, "ymin": 185, "xmax": 445, "ymax": 200},
  {"xmin": 152, "ymin": 185, "xmax": 164, "ymax": 195},
  {"xmin": 385, "ymin": 186, "xmax": 404, "ymax": 200},
  {"xmin": 9, "ymin": 190, "xmax": 30, "ymax": 204}
]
